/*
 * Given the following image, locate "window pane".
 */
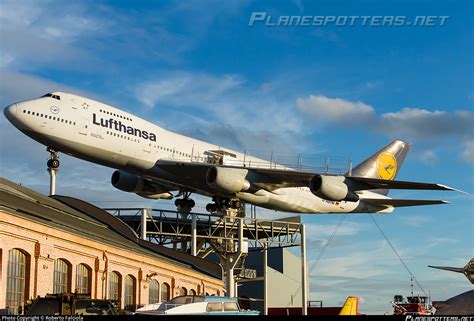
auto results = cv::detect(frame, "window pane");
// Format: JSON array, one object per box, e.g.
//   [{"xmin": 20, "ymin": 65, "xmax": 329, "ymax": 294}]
[
  {"xmin": 75, "ymin": 264, "xmax": 91, "ymax": 294},
  {"xmin": 6, "ymin": 249, "xmax": 28, "ymax": 315},
  {"xmin": 160, "ymin": 283, "xmax": 170, "ymax": 302},
  {"xmin": 207, "ymin": 302, "xmax": 223, "ymax": 312},
  {"xmin": 53, "ymin": 259, "xmax": 70, "ymax": 294},
  {"xmin": 224, "ymin": 302, "xmax": 239, "ymax": 311},
  {"xmin": 108, "ymin": 271, "xmax": 121, "ymax": 301},
  {"xmin": 149, "ymin": 280, "xmax": 159, "ymax": 304},
  {"xmin": 124, "ymin": 275, "xmax": 136, "ymax": 311}
]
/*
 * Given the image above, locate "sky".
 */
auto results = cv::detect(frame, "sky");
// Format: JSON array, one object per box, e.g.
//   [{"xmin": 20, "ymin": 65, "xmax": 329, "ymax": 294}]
[{"xmin": 0, "ymin": 0, "xmax": 473, "ymax": 314}]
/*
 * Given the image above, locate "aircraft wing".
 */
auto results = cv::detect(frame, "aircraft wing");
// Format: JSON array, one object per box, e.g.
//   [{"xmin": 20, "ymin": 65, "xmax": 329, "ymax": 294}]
[
  {"xmin": 347, "ymin": 176, "xmax": 464, "ymax": 192},
  {"xmin": 155, "ymin": 160, "xmax": 461, "ymax": 193},
  {"xmin": 361, "ymin": 198, "xmax": 449, "ymax": 208}
]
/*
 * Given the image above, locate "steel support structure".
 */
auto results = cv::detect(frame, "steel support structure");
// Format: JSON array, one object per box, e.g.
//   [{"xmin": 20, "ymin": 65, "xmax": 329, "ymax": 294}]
[
  {"xmin": 48, "ymin": 168, "xmax": 56, "ymax": 195},
  {"xmin": 104, "ymin": 207, "xmax": 306, "ymax": 308},
  {"xmin": 263, "ymin": 243, "xmax": 268, "ymax": 315},
  {"xmin": 301, "ymin": 224, "xmax": 308, "ymax": 315}
]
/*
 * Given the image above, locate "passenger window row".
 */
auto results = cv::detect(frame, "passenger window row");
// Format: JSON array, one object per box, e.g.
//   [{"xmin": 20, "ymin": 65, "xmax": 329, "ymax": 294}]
[
  {"xmin": 99, "ymin": 108, "xmax": 132, "ymax": 122},
  {"xmin": 23, "ymin": 110, "xmax": 75, "ymax": 125},
  {"xmin": 106, "ymin": 130, "xmax": 140, "ymax": 143},
  {"xmin": 103, "ymin": 132, "xmax": 197, "ymax": 159},
  {"xmin": 149, "ymin": 143, "xmax": 194, "ymax": 158}
]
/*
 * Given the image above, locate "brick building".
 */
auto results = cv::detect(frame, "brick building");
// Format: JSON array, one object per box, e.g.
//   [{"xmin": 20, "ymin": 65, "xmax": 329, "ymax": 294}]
[{"xmin": 0, "ymin": 178, "xmax": 223, "ymax": 314}]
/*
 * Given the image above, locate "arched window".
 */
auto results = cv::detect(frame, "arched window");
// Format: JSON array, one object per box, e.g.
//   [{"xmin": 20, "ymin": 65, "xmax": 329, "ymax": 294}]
[
  {"xmin": 109, "ymin": 271, "xmax": 121, "ymax": 301},
  {"xmin": 190, "ymin": 289, "xmax": 196, "ymax": 296},
  {"xmin": 75, "ymin": 264, "xmax": 92, "ymax": 294},
  {"xmin": 124, "ymin": 274, "xmax": 136, "ymax": 311},
  {"xmin": 149, "ymin": 280, "xmax": 160, "ymax": 304},
  {"xmin": 160, "ymin": 283, "xmax": 170, "ymax": 302},
  {"xmin": 53, "ymin": 258, "xmax": 71, "ymax": 293},
  {"xmin": 179, "ymin": 287, "xmax": 187, "ymax": 296},
  {"xmin": 6, "ymin": 249, "xmax": 30, "ymax": 314}
]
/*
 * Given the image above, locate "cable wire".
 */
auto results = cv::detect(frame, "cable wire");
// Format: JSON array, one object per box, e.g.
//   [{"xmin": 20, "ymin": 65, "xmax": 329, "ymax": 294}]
[
  {"xmin": 285, "ymin": 213, "xmax": 348, "ymax": 306},
  {"xmin": 369, "ymin": 214, "xmax": 427, "ymax": 296}
]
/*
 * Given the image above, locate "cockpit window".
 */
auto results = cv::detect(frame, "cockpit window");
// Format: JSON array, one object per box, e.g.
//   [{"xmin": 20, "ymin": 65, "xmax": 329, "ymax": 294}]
[{"xmin": 42, "ymin": 93, "xmax": 61, "ymax": 100}]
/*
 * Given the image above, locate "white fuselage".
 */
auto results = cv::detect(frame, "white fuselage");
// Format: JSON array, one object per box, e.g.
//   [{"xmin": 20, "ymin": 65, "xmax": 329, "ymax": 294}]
[{"xmin": 4, "ymin": 92, "xmax": 390, "ymax": 214}]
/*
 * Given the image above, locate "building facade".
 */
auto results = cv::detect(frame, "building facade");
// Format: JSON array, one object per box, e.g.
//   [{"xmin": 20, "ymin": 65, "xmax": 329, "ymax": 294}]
[{"xmin": 0, "ymin": 178, "xmax": 223, "ymax": 314}]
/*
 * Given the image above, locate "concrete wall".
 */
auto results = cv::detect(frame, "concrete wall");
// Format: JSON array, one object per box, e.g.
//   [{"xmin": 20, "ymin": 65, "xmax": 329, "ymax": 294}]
[{"xmin": 0, "ymin": 211, "xmax": 223, "ymax": 314}]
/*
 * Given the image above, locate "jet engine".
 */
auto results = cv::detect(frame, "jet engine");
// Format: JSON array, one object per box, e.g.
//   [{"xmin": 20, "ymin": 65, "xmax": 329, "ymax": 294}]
[
  {"xmin": 206, "ymin": 167, "xmax": 250, "ymax": 193},
  {"xmin": 111, "ymin": 170, "xmax": 173, "ymax": 200},
  {"xmin": 309, "ymin": 174, "xmax": 359, "ymax": 202}
]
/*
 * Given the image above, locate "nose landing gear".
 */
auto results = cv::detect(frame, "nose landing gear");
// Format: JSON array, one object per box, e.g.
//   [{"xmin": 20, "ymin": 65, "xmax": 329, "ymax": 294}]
[
  {"xmin": 47, "ymin": 147, "xmax": 60, "ymax": 195},
  {"xmin": 47, "ymin": 158, "xmax": 60, "ymax": 169}
]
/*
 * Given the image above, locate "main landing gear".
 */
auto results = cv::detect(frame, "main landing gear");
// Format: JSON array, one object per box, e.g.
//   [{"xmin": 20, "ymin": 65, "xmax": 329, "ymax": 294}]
[
  {"xmin": 206, "ymin": 197, "xmax": 241, "ymax": 213},
  {"xmin": 174, "ymin": 191, "xmax": 195, "ymax": 216}
]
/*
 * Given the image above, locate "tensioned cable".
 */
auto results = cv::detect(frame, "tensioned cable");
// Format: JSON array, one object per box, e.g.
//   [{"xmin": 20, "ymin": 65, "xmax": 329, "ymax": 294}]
[
  {"xmin": 310, "ymin": 213, "xmax": 348, "ymax": 273},
  {"xmin": 369, "ymin": 214, "xmax": 427, "ymax": 296},
  {"xmin": 285, "ymin": 213, "xmax": 348, "ymax": 306}
]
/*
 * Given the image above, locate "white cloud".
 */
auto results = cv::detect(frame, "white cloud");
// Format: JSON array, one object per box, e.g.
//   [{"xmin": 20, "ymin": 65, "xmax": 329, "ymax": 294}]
[
  {"xmin": 296, "ymin": 95, "xmax": 375, "ymax": 123},
  {"xmin": 134, "ymin": 72, "xmax": 308, "ymax": 155},
  {"xmin": 296, "ymin": 95, "xmax": 474, "ymax": 165},
  {"xmin": 0, "ymin": 0, "xmax": 104, "ymax": 70},
  {"xmin": 135, "ymin": 72, "xmax": 244, "ymax": 108},
  {"xmin": 401, "ymin": 215, "xmax": 432, "ymax": 227},
  {"xmin": 462, "ymin": 140, "xmax": 474, "ymax": 165},
  {"xmin": 305, "ymin": 221, "xmax": 367, "ymax": 241},
  {"xmin": 309, "ymin": 240, "xmax": 404, "ymax": 279},
  {"xmin": 378, "ymin": 108, "xmax": 470, "ymax": 139},
  {"xmin": 417, "ymin": 149, "xmax": 438, "ymax": 165}
]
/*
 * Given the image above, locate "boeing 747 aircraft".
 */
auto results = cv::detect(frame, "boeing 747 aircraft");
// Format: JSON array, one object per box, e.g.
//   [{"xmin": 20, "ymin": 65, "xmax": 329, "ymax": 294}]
[{"xmin": 3, "ymin": 92, "xmax": 461, "ymax": 214}]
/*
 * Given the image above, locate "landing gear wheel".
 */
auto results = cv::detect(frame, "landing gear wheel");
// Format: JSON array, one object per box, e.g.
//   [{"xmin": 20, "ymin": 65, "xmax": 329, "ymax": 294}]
[
  {"xmin": 206, "ymin": 203, "xmax": 218, "ymax": 213},
  {"xmin": 231, "ymin": 199, "xmax": 241, "ymax": 209},
  {"xmin": 47, "ymin": 146, "xmax": 60, "ymax": 170},
  {"xmin": 175, "ymin": 191, "xmax": 195, "ymax": 216},
  {"xmin": 47, "ymin": 158, "xmax": 60, "ymax": 169}
]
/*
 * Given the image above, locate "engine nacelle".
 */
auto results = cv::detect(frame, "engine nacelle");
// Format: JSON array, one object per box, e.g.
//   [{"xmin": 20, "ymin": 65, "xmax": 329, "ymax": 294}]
[
  {"xmin": 111, "ymin": 170, "xmax": 173, "ymax": 200},
  {"xmin": 206, "ymin": 167, "xmax": 250, "ymax": 193},
  {"xmin": 309, "ymin": 174, "xmax": 359, "ymax": 202}
]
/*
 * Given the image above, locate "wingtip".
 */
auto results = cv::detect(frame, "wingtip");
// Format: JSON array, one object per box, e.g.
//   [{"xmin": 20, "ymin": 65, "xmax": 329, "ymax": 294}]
[{"xmin": 438, "ymin": 184, "xmax": 469, "ymax": 194}]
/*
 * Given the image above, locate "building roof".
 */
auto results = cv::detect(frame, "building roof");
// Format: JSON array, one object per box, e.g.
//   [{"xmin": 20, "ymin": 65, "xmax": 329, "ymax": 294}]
[{"xmin": 0, "ymin": 178, "xmax": 222, "ymax": 279}]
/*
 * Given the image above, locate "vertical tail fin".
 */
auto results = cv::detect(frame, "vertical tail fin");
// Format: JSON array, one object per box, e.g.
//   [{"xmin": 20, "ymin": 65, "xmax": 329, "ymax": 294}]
[
  {"xmin": 348, "ymin": 140, "xmax": 411, "ymax": 195},
  {"xmin": 339, "ymin": 296, "xmax": 359, "ymax": 315}
]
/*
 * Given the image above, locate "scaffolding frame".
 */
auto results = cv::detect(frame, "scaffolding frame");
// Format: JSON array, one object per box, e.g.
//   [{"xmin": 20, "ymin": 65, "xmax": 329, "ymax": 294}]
[{"xmin": 103, "ymin": 207, "xmax": 308, "ymax": 315}]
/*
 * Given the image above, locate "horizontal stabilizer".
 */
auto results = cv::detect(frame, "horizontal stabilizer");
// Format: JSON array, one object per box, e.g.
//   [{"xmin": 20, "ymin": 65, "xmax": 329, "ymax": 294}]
[
  {"xmin": 362, "ymin": 198, "xmax": 449, "ymax": 208},
  {"xmin": 428, "ymin": 265, "xmax": 465, "ymax": 273},
  {"xmin": 349, "ymin": 177, "xmax": 465, "ymax": 193}
]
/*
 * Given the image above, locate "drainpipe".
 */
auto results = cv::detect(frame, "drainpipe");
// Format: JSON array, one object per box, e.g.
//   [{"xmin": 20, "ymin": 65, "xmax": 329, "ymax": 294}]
[{"xmin": 103, "ymin": 251, "xmax": 109, "ymax": 300}]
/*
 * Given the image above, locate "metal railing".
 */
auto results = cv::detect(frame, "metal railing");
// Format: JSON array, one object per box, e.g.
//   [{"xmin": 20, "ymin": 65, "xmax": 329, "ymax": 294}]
[
  {"xmin": 168, "ymin": 149, "xmax": 352, "ymax": 175},
  {"xmin": 104, "ymin": 208, "xmax": 304, "ymax": 249}
]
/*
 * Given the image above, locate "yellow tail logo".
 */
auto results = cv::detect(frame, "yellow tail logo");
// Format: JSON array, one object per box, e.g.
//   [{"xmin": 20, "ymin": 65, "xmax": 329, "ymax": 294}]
[
  {"xmin": 339, "ymin": 296, "xmax": 359, "ymax": 315},
  {"xmin": 376, "ymin": 152, "xmax": 397, "ymax": 180}
]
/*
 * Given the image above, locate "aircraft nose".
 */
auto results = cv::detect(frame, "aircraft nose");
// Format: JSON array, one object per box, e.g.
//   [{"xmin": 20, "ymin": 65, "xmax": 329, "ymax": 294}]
[{"xmin": 3, "ymin": 103, "xmax": 18, "ymax": 122}]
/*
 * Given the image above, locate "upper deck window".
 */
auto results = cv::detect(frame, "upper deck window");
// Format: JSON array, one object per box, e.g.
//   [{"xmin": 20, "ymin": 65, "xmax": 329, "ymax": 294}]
[{"xmin": 42, "ymin": 93, "xmax": 61, "ymax": 100}]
